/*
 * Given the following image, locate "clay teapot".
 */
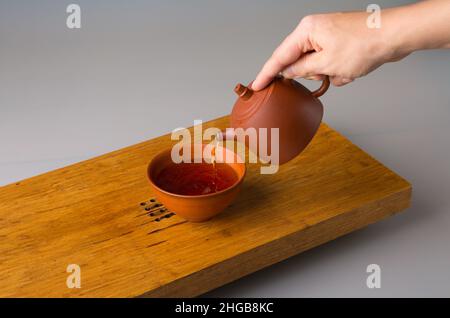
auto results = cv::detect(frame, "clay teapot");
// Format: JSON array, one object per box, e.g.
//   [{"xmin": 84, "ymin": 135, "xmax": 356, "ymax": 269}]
[{"xmin": 229, "ymin": 75, "xmax": 330, "ymax": 164}]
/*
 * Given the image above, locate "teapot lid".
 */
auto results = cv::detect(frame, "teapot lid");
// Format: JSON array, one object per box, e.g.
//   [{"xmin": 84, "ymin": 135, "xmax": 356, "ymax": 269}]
[{"xmin": 232, "ymin": 80, "xmax": 275, "ymax": 121}]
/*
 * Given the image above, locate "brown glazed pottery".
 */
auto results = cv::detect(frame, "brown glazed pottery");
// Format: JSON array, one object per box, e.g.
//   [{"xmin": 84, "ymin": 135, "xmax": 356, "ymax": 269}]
[
  {"xmin": 147, "ymin": 144, "xmax": 246, "ymax": 222},
  {"xmin": 230, "ymin": 75, "xmax": 330, "ymax": 164}
]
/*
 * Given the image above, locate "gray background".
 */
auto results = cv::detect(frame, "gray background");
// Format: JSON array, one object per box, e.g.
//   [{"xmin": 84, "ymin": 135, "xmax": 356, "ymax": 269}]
[{"xmin": 1, "ymin": 0, "xmax": 449, "ymax": 297}]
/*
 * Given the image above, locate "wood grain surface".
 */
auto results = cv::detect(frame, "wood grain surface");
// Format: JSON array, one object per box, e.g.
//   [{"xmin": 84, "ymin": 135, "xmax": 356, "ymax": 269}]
[{"xmin": 0, "ymin": 116, "xmax": 411, "ymax": 297}]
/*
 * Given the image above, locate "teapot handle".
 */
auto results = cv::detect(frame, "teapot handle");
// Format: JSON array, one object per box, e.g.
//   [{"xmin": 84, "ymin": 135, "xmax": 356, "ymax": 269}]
[{"xmin": 311, "ymin": 75, "xmax": 330, "ymax": 98}]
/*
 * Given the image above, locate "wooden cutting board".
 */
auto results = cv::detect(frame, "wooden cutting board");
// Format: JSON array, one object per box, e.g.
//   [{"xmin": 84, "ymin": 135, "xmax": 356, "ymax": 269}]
[{"xmin": 0, "ymin": 116, "xmax": 411, "ymax": 297}]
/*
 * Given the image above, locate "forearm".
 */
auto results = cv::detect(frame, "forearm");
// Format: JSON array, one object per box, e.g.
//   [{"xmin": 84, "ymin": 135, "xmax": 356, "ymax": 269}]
[{"xmin": 385, "ymin": 0, "xmax": 450, "ymax": 56}]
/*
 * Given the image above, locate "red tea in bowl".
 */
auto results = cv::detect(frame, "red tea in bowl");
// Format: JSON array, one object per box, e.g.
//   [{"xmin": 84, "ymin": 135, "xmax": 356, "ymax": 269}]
[{"xmin": 155, "ymin": 162, "xmax": 239, "ymax": 196}]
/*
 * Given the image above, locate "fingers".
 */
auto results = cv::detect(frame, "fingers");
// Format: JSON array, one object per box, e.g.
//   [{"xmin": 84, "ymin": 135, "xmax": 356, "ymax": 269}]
[
  {"xmin": 304, "ymin": 75, "xmax": 325, "ymax": 81},
  {"xmin": 267, "ymin": 50, "xmax": 354, "ymax": 87},
  {"xmin": 330, "ymin": 76, "xmax": 353, "ymax": 86},
  {"xmin": 281, "ymin": 51, "xmax": 325, "ymax": 79},
  {"xmin": 252, "ymin": 30, "xmax": 306, "ymax": 91}
]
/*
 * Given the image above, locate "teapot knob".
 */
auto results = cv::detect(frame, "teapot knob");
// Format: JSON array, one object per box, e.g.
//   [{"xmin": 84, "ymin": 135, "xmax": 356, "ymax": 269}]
[{"xmin": 234, "ymin": 83, "xmax": 253, "ymax": 100}]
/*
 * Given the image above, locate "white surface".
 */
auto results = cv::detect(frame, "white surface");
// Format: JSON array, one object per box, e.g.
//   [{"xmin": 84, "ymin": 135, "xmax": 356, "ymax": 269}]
[{"xmin": 1, "ymin": 0, "xmax": 449, "ymax": 297}]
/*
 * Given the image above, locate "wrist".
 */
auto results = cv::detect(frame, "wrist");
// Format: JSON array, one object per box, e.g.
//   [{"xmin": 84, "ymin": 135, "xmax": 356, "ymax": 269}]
[
  {"xmin": 380, "ymin": 5, "xmax": 416, "ymax": 60},
  {"xmin": 381, "ymin": 0, "xmax": 450, "ymax": 55}
]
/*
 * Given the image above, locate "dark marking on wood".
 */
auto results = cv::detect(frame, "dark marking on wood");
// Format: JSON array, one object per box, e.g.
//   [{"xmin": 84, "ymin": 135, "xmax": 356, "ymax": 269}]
[
  {"xmin": 153, "ymin": 212, "xmax": 175, "ymax": 222},
  {"xmin": 118, "ymin": 231, "xmax": 133, "ymax": 237},
  {"xmin": 92, "ymin": 238, "xmax": 112, "ymax": 245},
  {"xmin": 146, "ymin": 240, "xmax": 167, "ymax": 248},
  {"xmin": 139, "ymin": 220, "xmax": 154, "ymax": 227},
  {"xmin": 147, "ymin": 221, "xmax": 188, "ymax": 235}
]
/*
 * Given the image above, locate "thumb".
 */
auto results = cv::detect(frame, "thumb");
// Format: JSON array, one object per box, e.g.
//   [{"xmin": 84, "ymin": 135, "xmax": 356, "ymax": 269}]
[{"xmin": 281, "ymin": 51, "xmax": 325, "ymax": 79}]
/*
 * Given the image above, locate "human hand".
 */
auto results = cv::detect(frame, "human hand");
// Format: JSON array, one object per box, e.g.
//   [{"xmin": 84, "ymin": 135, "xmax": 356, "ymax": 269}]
[{"xmin": 252, "ymin": 11, "xmax": 408, "ymax": 89}]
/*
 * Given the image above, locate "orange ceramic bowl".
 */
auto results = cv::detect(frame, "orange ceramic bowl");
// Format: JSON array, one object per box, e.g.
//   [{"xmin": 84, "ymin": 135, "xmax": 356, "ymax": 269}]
[{"xmin": 147, "ymin": 144, "xmax": 246, "ymax": 222}]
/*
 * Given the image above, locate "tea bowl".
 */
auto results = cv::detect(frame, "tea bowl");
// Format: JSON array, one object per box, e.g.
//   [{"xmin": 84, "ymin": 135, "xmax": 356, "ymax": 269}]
[{"xmin": 147, "ymin": 144, "xmax": 246, "ymax": 222}]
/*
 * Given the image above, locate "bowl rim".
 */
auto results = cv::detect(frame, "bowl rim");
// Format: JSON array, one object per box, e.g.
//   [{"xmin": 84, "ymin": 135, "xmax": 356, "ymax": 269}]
[{"xmin": 147, "ymin": 145, "xmax": 247, "ymax": 199}]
